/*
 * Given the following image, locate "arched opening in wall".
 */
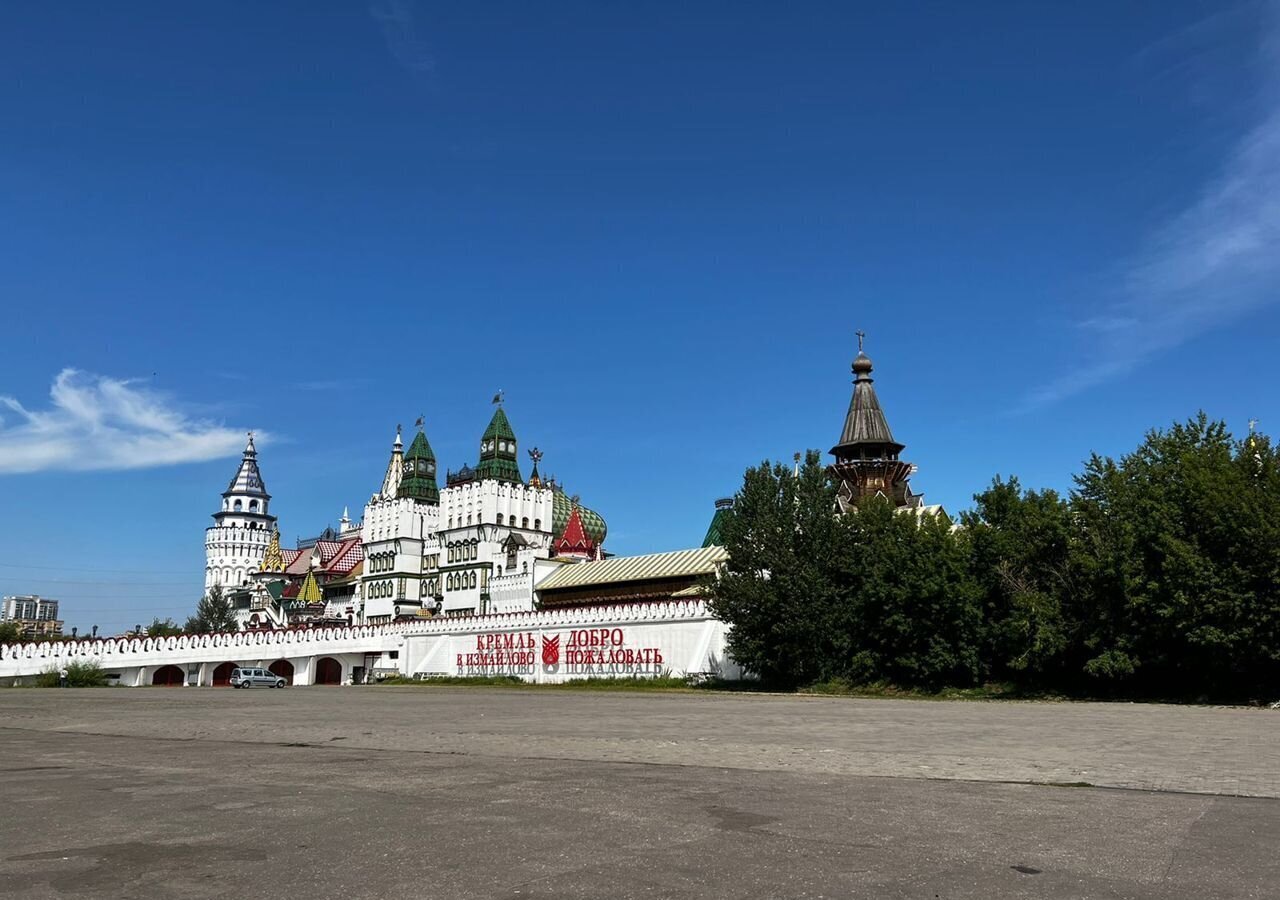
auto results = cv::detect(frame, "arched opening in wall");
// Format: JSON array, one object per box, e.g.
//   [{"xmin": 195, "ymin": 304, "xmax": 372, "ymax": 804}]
[
  {"xmin": 269, "ymin": 659, "xmax": 294, "ymax": 685},
  {"xmin": 314, "ymin": 657, "xmax": 342, "ymax": 685},
  {"xmin": 152, "ymin": 665, "xmax": 185, "ymax": 687},
  {"xmin": 212, "ymin": 662, "xmax": 237, "ymax": 687}
]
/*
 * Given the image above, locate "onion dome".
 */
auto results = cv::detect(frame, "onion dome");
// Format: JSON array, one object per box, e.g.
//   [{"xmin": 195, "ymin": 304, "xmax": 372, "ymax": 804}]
[
  {"xmin": 397, "ymin": 427, "xmax": 439, "ymax": 504},
  {"xmin": 475, "ymin": 406, "xmax": 523, "ymax": 483},
  {"xmin": 551, "ymin": 488, "xmax": 606, "ymax": 545}
]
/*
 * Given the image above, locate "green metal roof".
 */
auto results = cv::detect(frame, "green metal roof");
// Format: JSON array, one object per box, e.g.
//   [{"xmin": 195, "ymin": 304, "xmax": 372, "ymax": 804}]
[
  {"xmin": 476, "ymin": 407, "xmax": 522, "ymax": 483},
  {"xmin": 397, "ymin": 430, "xmax": 440, "ymax": 503},
  {"xmin": 701, "ymin": 501, "xmax": 734, "ymax": 548},
  {"xmin": 536, "ymin": 546, "xmax": 728, "ymax": 592},
  {"xmin": 482, "ymin": 407, "xmax": 517, "ymax": 441}
]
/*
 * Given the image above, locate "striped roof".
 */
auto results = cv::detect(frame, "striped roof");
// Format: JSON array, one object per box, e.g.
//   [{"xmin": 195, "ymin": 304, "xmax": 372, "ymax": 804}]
[{"xmin": 536, "ymin": 545, "xmax": 728, "ymax": 592}]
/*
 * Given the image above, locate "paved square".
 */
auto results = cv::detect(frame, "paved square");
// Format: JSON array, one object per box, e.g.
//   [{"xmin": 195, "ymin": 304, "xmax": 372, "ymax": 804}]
[{"xmin": 1, "ymin": 688, "xmax": 1276, "ymax": 898}]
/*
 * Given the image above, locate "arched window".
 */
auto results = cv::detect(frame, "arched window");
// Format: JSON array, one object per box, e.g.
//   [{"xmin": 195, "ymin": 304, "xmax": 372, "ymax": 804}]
[
  {"xmin": 521, "ymin": 517, "xmax": 529, "ymax": 529},
  {"xmin": 496, "ymin": 514, "xmax": 504, "ymax": 525},
  {"xmin": 249, "ymin": 500, "xmax": 258, "ymax": 512},
  {"xmin": 470, "ymin": 571, "xmax": 477, "ymax": 589},
  {"xmin": 534, "ymin": 519, "xmax": 541, "ymax": 531},
  {"xmin": 233, "ymin": 499, "xmax": 242, "ymax": 511}
]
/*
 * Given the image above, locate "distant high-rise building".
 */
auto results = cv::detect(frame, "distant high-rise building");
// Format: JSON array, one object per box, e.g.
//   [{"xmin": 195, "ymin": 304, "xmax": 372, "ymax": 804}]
[{"xmin": 1, "ymin": 595, "xmax": 64, "ymax": 638}]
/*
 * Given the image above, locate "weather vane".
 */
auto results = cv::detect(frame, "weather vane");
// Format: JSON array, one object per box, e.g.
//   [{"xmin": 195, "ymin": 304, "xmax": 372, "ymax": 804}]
[
  {"xmin": 528, "ymin": 447, "xmax": 543, "ymax": 464},
  {"xmin": 855, "ymin": 330, "xmax": 866, "ymax": 352}
]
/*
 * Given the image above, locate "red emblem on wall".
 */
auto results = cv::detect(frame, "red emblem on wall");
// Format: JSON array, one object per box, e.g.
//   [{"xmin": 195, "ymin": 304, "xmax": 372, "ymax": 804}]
[{"xmin": 541, "ymin": 634, "xmax": 560, "ymax": 666}]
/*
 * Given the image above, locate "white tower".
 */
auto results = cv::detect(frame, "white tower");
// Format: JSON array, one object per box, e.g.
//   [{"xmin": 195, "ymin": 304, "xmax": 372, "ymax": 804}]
[{"xmin": 204, "ymin": 434, "xmax": 277, "ymax": 592}]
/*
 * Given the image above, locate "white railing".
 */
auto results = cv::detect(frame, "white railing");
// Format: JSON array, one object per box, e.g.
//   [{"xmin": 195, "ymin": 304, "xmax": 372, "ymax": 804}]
[{"xmin": 0, "ymin": 599, "xmax": 712, "ymax": 666}]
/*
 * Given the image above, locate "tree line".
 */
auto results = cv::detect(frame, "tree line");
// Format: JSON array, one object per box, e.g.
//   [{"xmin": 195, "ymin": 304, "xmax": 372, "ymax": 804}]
[{"xmin": 708, "ymin": 414, "xmax": 1280, "ymax": 701}]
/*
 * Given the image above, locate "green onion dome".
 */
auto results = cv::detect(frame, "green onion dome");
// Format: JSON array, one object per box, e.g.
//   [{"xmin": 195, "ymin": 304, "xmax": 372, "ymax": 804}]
[{"xmin": 551, "ymin": 488, "xmax": 606, "ymax": 545}]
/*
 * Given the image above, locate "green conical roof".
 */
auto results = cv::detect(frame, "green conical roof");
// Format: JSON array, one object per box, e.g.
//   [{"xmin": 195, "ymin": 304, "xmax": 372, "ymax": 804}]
[
  {"xmin": 482, "ymin": 407, "xmax": 517, "ymax": 441},
  {"xmin": 701, "ymin": 498, "xmax": 734, "ymax": 547},
  {"xmin": 476, "ymin": 406, "xmax": 522, "ymax": 483},
  {"xmin": 397, "ymin": 430, "xmax": 440, "ymax": 503}
]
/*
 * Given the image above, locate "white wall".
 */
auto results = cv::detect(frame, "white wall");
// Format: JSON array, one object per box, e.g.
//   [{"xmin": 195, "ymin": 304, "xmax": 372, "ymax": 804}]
[{"xmin": 0, "ymin": 601, "xmax": 739, "ymax": 685}]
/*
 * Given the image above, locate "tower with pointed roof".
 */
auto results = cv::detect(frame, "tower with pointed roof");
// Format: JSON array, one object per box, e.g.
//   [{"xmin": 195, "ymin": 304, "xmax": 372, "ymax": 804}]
[
  {"xmin": 205, "ymin": 434, "xmax": 278, "ymax": 592},
  {"xmin": 360, "ymin": 422, "xmax": 441, "ymax": 625},
  {"xmin": 474, "ymin": 405, "xmax": 523, "ymax": 483},
  {"xmin": 397, "ymin": 428, "xmax": 440, "ymax": 503},
  {"xmin": 828, "ymin": 334, "xmax": 923, "ymax": 512},
  {"xmin": 380, "ymin": 426, "xmax": 404, "ymax": 499}
]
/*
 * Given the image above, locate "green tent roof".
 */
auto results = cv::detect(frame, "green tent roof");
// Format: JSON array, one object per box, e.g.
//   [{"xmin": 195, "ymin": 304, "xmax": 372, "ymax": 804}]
[{"xmin": 397, "ymin": 430, "xmax": 440, "ymax": 503}]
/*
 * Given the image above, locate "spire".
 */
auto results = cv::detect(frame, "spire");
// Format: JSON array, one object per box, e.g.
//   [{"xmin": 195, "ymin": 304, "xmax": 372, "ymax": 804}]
[
  {"xmin": 340, "ymin": 506, "xmax": 351, "ymax": 530},
  {"xmin": 295, "ymin": 570, "xmax": 322, "ymax": 605},
  {"xmin": 827, "ymin": 335, "xmax": 922, "ymax": 511},
  {"xmin": 380, "ymin": 425, "xmax": 405, "ymax": 499},
  {"xmin": 830, "ymin": 335, "xmax": 904, "ymax": 461},
  {"xmin": 224, "ymin": 432, "xmax": 270, "ymax": 499},
  {"xmin": 476, "ymin": 406, "xmax": 523, "ymax": 483},
  {"xmin": 260, "ymin": 529, "xmax": 284, "ymax": 573},
  {"xmin": 527, "ymin": 447, "xmax": 543, "ymax": 488},
  {"xmin": 397, "ymin": 425, "xmax": 439, "ymax": 503},
  {"xmin": 555, "ymin": 501, "xmax": 598, "ymax": 559}
]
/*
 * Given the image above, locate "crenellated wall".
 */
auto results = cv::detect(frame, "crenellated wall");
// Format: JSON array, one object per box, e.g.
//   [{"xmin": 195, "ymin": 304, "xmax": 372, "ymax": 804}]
[{"xmin": 0, "ymin": 600, "xmax": 738, "ymax": 686}]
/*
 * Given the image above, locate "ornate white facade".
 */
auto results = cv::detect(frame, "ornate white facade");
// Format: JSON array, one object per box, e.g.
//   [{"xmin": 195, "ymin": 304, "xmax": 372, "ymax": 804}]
[
  {"xmin": 205, "ymin": 435, "xmax": 276, "ymax": 592},
  {"xmin": 358, "ymin": 407, "xmax": 607, "ymax": 622}
]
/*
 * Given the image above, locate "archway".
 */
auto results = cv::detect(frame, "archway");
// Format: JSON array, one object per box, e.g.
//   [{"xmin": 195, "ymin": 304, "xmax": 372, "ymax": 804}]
[
  {"xmin": 268, "ymin": 659, "xmax": 294, "ymax": 685},
  {"xmin": 152, "ymin": 665, "xmax": 185, "ymax": 687},
  {"xmin": 313, "ymin": 657, "xmax": 342, "ymax": 685},
  {"xmin": 212, "ymin": 662, "xmax": 237, "ymax": 687}
]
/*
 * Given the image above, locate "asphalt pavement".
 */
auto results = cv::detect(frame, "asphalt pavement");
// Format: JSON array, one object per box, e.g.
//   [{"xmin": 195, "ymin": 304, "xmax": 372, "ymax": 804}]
[{"xmin": 1, "ymin": 687, "xmax": 1276, "ymax": 898}]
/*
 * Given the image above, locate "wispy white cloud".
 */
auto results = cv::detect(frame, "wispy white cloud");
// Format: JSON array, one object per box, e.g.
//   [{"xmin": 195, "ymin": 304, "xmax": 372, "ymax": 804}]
[
  {"xmin": 371, "ymin": 0, "xmax": 434, "ymax": 75},
  {"xmin": 0, "ymin": 370, "xmax": 263, "ymax": 475},
  {"xmin": 1026, "ymin": 7, "xmax": 1280, "ymax": 408}
]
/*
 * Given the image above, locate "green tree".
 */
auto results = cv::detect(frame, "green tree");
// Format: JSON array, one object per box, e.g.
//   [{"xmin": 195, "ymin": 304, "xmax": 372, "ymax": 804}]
[
  {"xmin": 1071, "ymin": 414, "xmax": 1280, "ymax": 697},
  {"xmin": 709, "ymin": 451, "xmax": 981, "ymax": 690},
  {"xmin": 185, "ymin": 585, "xmax": 239, "ymax": 634},
  {"xmin": 961, "ymin": 477, "xmax": 1079, "ymax": 683},
  {"xmin": 838, "ymin": 499, "xmax": 982, "ymax": 689},
  {"xmin": 0, "ymin": 621, "xmax": 21, "ymax": 645},
  {"xmin": 146, "ymin": 617, "xmax": 184, "ymax": 638},
  {"xmin": 708, "ymin": 451, "xmax": 847, "ymax": 687}
]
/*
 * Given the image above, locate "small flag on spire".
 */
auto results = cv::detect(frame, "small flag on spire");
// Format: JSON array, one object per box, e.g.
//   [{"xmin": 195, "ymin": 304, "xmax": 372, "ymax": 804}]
[
  {"xmin": 492, "ymin": 390, "xmax": 504, "ymax": 405},
  {"xmin": 415, "ymin": 415, "xmax": 425, "ymax": 428}
]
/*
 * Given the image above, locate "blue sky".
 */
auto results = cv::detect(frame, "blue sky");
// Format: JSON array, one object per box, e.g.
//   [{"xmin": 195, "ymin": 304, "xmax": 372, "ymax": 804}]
[{"xmin": 2, "ymin": 2, "xmax": 1278, "ymax": 634}]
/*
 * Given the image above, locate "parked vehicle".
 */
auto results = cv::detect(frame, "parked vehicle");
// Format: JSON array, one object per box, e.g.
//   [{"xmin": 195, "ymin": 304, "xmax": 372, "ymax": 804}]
[{"xmin": 230, "ymin": 667, "xmax": 286, "ymax": 689}]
